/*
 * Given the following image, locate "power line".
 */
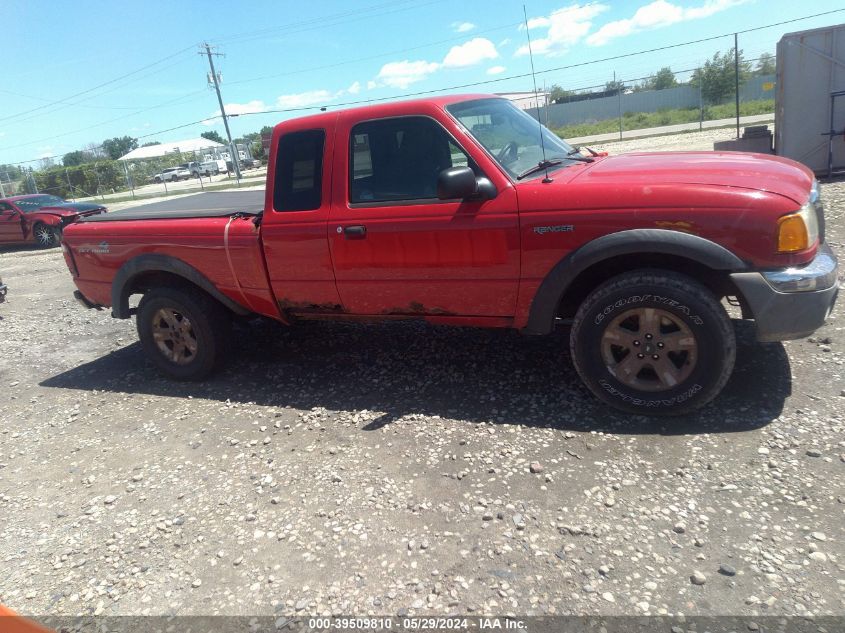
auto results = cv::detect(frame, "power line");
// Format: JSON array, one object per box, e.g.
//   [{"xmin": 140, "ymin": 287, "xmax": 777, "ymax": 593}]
[
  {"xmin": 227, "ymin": 20, "xmax": 523, "ymax": 87},
  {"xmin": 5, "ymin": 7, "xmax": 841, "ymax": 166},
  {"xmin": 1, "ymin": 90, "xmax": 210, "ymax": 152},
  {"xmin": 0, "ymin": 45, "xmax": 198, "ymax": 124},
  {"xmin": 216, "ymin": 0, "xmax": 444, "ymax": 47}
]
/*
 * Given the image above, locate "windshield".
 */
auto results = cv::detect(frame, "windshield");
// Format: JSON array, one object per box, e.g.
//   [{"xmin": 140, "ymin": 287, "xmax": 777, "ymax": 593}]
[
  {"xmin": 14, "ymin": 195, "xmax": 65, "ymax": 212},
  {"xmin": 446, "ymin": 98, "xmax": 577, "ymax": 180}
]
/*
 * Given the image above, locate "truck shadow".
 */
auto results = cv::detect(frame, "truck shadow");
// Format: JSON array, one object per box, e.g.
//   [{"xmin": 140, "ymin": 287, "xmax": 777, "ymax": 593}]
[{"xmin": 40, "ymin": 319, "xmax": 790, "ymax": 435}]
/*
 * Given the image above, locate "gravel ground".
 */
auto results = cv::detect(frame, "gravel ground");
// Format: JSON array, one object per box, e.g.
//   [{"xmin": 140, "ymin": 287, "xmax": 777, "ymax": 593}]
[
  {"xmin": 588, "ymin": 125, "xmax": 775, "ymax": 154},
  {"xmin": 0, "ymin": 140, "xmax": 843, "ymax": 621}
]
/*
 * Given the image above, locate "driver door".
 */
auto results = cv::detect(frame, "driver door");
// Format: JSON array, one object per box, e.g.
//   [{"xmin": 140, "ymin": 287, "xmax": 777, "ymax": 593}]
[
  {"xmin": 328, "ymin": 114, "xmax": 520, "ymax": 317},
  {"xmin": 0, "ymin": 202, "xmax": 25, "ymax": 243}
]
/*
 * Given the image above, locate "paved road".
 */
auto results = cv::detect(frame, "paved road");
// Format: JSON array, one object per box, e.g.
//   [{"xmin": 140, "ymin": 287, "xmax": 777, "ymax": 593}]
[{"xmin": 569, "ymin": 114, "xmax": 774, "ymax": 146}]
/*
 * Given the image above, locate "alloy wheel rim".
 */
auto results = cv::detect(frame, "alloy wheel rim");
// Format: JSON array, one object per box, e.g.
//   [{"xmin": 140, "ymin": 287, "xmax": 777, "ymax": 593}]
[
  {"xmin": 36, "ymin": 226, "xmax": 53, "ymax": 245},
  {"xmin": 151, "ymin": 308, "xmax": 198, "ymax": 365},
  {"xmin": 600, "ymin": 307, "xmax": 698, "ymax": 392}
]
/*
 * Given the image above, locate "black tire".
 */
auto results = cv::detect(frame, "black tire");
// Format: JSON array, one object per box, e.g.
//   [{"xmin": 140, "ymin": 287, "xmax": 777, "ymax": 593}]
[
  {"xmin": 154, "ymin": 177, "xmax": 162, "ymax": 184},
  {"xmin": 136, "ymin": 286, "xmax": 231, "ymax": 380},
  {"xmin": 33, "ymin": 222, "xmax": 59, "ymax": 248},
  {"xmin": 570, "ymin": 270, "xmax": 735, "ymax": 416}
]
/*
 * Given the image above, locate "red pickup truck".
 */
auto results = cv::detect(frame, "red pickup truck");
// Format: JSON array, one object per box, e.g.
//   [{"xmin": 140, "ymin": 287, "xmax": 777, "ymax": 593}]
[{"xmin": 61, "ymin": 94, "xmax": 839, "ymax": 415}]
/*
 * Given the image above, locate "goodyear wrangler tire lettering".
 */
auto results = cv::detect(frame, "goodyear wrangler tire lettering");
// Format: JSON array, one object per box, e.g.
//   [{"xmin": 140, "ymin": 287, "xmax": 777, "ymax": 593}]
[{"xmin": 571, "ymin": 270, "xmax": 735, "ymax": 416}]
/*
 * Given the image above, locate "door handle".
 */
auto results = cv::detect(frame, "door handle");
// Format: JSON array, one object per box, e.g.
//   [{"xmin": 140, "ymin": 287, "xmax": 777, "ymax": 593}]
[{"xmin": 343, "ymin": 225, "xmax": 367, "ymax": 239}]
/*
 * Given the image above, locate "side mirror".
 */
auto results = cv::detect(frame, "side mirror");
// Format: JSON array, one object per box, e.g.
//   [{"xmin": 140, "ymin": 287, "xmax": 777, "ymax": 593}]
[
  {"xmin": 437, "ymin": 166, "xmax": 496, "ymax": 201},
  {"xmin": 437, "ymin": 166, "xmax": 477, "ymax": 200}
]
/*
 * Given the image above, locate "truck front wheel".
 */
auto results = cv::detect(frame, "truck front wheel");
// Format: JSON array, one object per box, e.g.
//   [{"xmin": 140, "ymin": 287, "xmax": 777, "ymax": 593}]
[
  {"xmin": 137, "ymin": 286, "xmax": 230, "ymax": 380},
  {"xmin": 570, "ymin": 270, "xmax": 735, "ymax": 416}
]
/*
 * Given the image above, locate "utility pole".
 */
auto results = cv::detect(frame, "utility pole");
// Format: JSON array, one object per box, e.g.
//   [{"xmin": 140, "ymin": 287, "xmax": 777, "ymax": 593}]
[
  {"xmin": 201, "ymin": 43, "xmax": 241, "ymax": 180},
  {"xmin": 734, "ymin": 33, "xmax": 741, "ymax": 139}
]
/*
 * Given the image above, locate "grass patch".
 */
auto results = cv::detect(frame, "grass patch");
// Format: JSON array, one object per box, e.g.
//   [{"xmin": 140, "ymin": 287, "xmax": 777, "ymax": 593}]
[{"xmin": 554, "ymin": 99, "xmax": 773, "ymax": 139}]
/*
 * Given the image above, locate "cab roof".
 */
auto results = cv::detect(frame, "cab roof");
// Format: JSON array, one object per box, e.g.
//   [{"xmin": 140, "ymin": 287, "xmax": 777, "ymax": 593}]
[{"xmin": 272, "ymin": 93, "xmax": 502, "ymax": 132}]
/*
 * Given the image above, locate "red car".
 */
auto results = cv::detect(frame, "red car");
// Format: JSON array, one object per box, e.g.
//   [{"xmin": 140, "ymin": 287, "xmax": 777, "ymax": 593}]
[
  {"xmin": 61, "ymin": 94, "xmax": 839, "ymax": 415},
  {"xmin": 0, "ymin": 194, "xmax": 107, "ymax": 248}
]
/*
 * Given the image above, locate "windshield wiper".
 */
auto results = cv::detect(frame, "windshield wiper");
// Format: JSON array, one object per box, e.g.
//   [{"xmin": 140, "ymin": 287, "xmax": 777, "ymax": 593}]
[
  {"xmin": 566, "ymin": 148, "xmax": 595, "ymax": 162},
  {"xmin": 516, "ymin": 159, "xmax": 564, "ymax": 180}
]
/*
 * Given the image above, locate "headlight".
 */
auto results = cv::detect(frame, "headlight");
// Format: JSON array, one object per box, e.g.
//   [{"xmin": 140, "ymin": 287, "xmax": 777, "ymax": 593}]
[{"xmin": 777, "ymin": 198, "xmax": 819, "ymax": 253}]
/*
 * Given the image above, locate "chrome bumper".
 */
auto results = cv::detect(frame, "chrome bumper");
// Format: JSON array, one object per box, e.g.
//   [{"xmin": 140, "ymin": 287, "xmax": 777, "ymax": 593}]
[
  {"xmin": 761, "ymin": 243, "xmax": 838, "ymax": 292},
  {"xmin": 731, "ymin": 243, "xmax": 840, "ymax": 342}
]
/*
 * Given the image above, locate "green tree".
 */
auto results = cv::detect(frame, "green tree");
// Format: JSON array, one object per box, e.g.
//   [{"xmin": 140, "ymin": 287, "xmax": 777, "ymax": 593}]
[
  {"xmin": 141, "ymin": 141, "xmax": 161, "ymax": 147},
  {"xmin": 101, "ymin": 136, "xmax": 138, "ymax": 160},
  {"xmin": 755, "ymin": 52, "xmax": 775, "ymax": 75},
  {"xmin": 0, "ymin": 164, "xmax": 23, "ymax": 180},
  {"xmin": 201, "ymin": 130, "xmax": 226, "ymax": 144},
  {"xmin": 605, "ymin": 80, "xmax": 625, "ymax": 93},
  {"xmin": 643, "ymin": 67, "xmax": 678, "ymax": 91},
  {"xmin": 63, "ymin": 150, "xmax": 92, "ymax": 167},
  {"xmin": 548, "ymin": 84, "xmax": 576, "ymax": 103},
  {"xmin": 690, "ymin": 47, "xmax": 751, "ymax": 105}
]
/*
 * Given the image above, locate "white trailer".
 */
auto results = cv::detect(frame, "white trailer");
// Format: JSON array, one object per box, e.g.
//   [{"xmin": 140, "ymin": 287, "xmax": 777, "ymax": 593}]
[{"xmin": 776, "ymin": 23, "xmax": 845, "ymax": 175}]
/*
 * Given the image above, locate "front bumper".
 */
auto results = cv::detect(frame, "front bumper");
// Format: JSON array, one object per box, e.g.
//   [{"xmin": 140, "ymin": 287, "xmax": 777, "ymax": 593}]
[{"xmin": 731, "ymin": 243, "xmax": 839, "ymax": 342}]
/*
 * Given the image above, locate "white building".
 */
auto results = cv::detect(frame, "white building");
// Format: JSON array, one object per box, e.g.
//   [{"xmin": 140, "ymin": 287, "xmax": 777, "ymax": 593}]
[
  {"xmin": 118, "ymin": 138, "xmax": 225, "ymax": 161},
  {"xmin": 495, "ymin": 91, "xmax": 550, "ymax": 110}
]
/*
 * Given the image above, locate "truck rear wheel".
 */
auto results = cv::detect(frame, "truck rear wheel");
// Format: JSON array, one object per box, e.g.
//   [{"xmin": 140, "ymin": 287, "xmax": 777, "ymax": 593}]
[
  {"xmin": 570, "ymin": 270, "xmax": 735, "ymax": 416},
  {"xmin": 137, "ymin": 286, "xmax": 230, "ymax": 380}
]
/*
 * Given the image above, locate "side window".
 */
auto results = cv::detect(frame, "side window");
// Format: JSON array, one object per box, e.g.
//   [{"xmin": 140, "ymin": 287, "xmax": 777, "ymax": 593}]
[
  {"xmin": 0, "ymin": 203, "xmax": 12, "ymax": 213},
  {"xmin": 349, "ymin": 117, "xmax": 472, "ymax": 204},
  {"xmin": 273, "ymin": 129, "xmax": 325, "ymax": 212}
]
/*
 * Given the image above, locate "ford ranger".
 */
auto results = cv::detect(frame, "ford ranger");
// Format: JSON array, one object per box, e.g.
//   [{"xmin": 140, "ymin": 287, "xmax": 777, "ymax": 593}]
[{"xmin": 61, "ymin": 95, "xmax": 839, "ymax": 415}]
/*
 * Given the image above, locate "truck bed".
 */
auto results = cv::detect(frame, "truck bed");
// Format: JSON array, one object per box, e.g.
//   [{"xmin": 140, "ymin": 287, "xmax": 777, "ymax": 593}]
[{"xmin": 82, "ymin": 191, "xmax": 264, "ymax": 222}]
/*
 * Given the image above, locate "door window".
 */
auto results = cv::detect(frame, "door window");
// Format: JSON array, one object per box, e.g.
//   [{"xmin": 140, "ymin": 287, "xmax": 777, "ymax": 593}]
[
  {"xmin": 273, "ymin": 129, "xmax": 325, "ymax": 212},
  {"xmin": 349, "ymin": 117, "xmax": 472, "ymax": 204}
]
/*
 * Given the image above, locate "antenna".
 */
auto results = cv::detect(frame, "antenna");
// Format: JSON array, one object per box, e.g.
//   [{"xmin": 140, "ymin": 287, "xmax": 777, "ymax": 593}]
[{"xmin": 522, "ymin": 5, "xmax": 551, "ymax": 183}]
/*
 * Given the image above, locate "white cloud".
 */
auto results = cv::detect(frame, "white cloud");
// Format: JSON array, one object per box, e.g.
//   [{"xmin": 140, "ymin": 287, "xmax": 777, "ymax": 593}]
[
  {"xmin": 452, "ymin": 21, "xmax": 476, "ymax": 33},
  {"xmin": 374, "ymin": 60, "xmax": 441, "ymax": 89},
  {"xmin": 486, "ymin": 65, "xmax": 506, "ymax": 75},
  {"xmin": 202, "ymin": 100, "xmax": 268, "ymax": 126},
  {"xmin": 347, "ymin": 81, "xmax": 361, "ymax": 95},
  {"xmin": 587, "ymin": 0, "xmax": 747, "ymax": 46},
  {"xmin": 521, "ymin": 16, "xmax": 551, "ymax": 29},
  {"xmin": 276, "ymin": 91, "xmax": 335, "ymax": 108},
  {"xmin": 443, "ymin": 38, "xmax": 499, "ymax": 68},
  {"xmin": 516, "ymin": 3, "xmax": 609, "ymax": 57}
]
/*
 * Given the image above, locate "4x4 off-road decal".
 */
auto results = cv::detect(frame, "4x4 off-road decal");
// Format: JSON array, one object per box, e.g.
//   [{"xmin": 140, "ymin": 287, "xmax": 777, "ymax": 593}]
[
  {"xmin": 594, "ymin": 295, "xmax": 703, "ymax": 326},
  {"xmin": 599, "ymin": 379, "xmax": 702, "ymax": 407}
]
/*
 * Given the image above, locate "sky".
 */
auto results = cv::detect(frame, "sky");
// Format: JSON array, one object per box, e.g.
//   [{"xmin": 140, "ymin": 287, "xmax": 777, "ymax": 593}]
[{"xmin": 1, "ymin": 0, "xmax": 843, "ymax": 166}]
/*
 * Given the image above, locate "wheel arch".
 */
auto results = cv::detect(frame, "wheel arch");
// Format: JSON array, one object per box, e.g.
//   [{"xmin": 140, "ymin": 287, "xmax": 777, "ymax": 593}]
[
  {"xmin": 524, "ymin": 229, "xmax": 749, "ymax": 335},
  {"xmin": 112, "ymin": 254, "xmax": 250, "ymax": 319}
]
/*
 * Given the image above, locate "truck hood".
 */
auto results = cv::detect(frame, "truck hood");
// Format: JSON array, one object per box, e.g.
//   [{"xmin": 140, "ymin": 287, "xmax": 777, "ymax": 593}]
[
  {"xmin": 37, "ymin": 202, "xmax": 107, "ymax": 218},
  {"xmin": 571, "ymin": 151, "xmax": 814, "ymax": 206}
]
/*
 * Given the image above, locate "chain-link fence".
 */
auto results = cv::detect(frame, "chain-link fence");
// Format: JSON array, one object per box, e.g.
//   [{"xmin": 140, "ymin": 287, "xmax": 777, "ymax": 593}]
[
  {"xmin": 529, "ymin": 62, "xmax": 775, "ymax": 145},
  {"xmin": 1, "ymin": 143, "xmax": 265, "ymax": 204}
]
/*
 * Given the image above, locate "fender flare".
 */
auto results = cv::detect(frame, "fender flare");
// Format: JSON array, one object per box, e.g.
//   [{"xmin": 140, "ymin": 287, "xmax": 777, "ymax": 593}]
[
  {"xmin": 524, "ymin": 229, "xmax": 748, "ymax": 335},
  {"xmin": 111, "ymin": 253, "xmax": 250, "ymax": 319}
]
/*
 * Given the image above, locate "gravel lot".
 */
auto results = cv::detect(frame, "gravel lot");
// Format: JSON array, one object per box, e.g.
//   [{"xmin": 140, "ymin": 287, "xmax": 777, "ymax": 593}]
[{"xmin": 1, "ymin": 131, "xmax": 843, "ymax": 622}]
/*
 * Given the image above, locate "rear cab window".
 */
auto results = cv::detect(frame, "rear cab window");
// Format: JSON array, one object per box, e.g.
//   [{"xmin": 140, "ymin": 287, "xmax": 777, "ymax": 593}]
[{"xmin": 273, "ymin": 129, "xmax": 326, "ymax": 212}]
